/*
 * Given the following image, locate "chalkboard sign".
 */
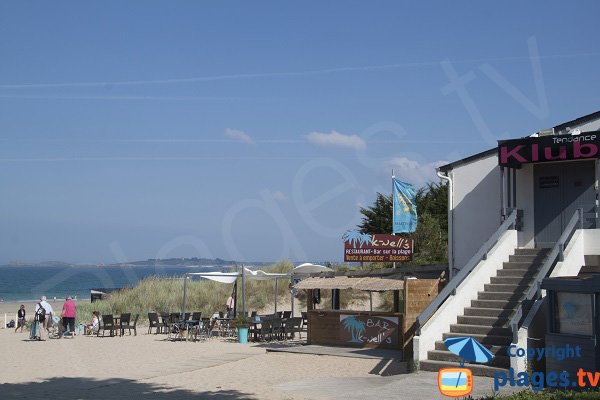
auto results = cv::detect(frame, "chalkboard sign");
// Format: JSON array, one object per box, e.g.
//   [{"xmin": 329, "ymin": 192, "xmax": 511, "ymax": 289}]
[{"xmin": 339, "ymin": 314, "xmax": 399, "ymax": 346}]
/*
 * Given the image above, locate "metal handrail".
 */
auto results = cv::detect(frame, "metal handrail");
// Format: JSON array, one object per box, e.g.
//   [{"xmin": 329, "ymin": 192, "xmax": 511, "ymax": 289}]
[
  {"xmin": 509, "ymin": 208, "xmax": 583, "ymax": 343},
  {"xmin": 415, "ymin": 209, "xmax": 519, "ymax": 335}
]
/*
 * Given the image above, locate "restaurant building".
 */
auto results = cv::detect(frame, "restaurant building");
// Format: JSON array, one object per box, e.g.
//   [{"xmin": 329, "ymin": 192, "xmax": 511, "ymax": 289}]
[{"xmin": 413, "ymin": 110, "xmax": 600, "ymax": 376}]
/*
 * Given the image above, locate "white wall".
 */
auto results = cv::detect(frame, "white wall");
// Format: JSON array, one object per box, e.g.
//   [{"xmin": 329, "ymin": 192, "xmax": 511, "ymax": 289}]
[{"xmin": 450, "ymin": 153, "xmax": 502, "ymax": 269}]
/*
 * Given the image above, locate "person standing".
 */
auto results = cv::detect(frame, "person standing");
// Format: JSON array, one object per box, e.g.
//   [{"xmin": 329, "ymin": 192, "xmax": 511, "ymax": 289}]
[
  {"xmin": 15, "ymin": 304, "xmax": 26, "ymax": 333},
  {"xmin": 38, "ymin": 296, "xmax": 54, "ymax": 329},
  {"xmin": 35, "ymin": 296, "xmax": 53, "ymax": 340},
  {"xmin": 61, "ymin": 296, "xmax": 77, "ymax": 335}
]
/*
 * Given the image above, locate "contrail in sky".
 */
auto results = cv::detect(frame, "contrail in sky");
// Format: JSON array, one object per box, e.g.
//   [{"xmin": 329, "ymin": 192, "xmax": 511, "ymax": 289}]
[{"xmin": 0, "ymin": 52, "xmax": 597, "ymax": 89}]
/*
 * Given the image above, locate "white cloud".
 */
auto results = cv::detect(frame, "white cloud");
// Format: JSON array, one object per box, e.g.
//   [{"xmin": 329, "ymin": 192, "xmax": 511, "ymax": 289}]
[
  {"xmin": 386, "ymin": 157, "xmax": 449, "ymax": 188},
  {"xmin": 224, "ymin": 128, "xmax": 254, "ymax": 145},
  {"xmin": 306, "ymin": 130, "xmax": 366, "ymax": 151},
  {"xmin": 271, "ymin": 191, "xmax": 288, "ymax": 202}
]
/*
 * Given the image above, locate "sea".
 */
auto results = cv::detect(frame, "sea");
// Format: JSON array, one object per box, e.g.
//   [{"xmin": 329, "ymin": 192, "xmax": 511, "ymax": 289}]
[{"xmin": 0, "ymin": 264, "xmax": 227, "ymax": 302}]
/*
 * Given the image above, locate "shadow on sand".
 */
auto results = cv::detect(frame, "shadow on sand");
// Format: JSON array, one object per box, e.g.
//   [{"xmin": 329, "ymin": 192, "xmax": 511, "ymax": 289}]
[{"xmin": 0, "ymin": 377, "xmax": 257, "ymax": 400}]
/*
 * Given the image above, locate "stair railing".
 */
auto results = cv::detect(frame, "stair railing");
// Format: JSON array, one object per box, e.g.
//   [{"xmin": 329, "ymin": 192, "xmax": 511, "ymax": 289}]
[
  {"xmin": 415, "ymin": 209, "xmax": 519, "ymax": 335},
  {"xmin": 509, "ymin": 208, "xmax": 583, "ymax": 343}
]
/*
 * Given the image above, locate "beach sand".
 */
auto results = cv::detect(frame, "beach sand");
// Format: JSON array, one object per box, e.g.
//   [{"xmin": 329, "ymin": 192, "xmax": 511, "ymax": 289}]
[
  {"xmin": 0, "ymin": 327, "xmax": 384, "ymax": 400},
  {"xmin": 0, "ymin": 313, "xmax": 518, "ymax": 400}
]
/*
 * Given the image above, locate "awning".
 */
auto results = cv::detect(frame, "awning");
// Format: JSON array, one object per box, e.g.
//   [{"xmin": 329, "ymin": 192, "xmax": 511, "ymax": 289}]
[
  {"xmin": 186, "ymin": 267, "xmax": 289, "ymax": 284},
  {"xmin": 293, "ymin": 263, "xmax": 334, "ymax": 275},
  {"xmin": 294, "ymin": 276, "xmax": 404, "ymax": 291}
]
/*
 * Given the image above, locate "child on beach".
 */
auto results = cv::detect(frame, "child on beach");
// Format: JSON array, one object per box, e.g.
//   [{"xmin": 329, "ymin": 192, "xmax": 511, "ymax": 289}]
[
  {"xmin": 15, "ymin": 304, "xmax": 26, "ymax": 333},
  {"xmin": 85, "ymin": 311, "xmax": 100, "ymax": 335}
]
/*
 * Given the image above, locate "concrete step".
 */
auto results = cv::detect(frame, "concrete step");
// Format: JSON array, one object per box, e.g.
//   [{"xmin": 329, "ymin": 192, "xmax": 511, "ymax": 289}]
[
  {"xmin": 450, "ymin": 323, "xmax": 512, "ymax": 336},
  {"xmin": 434, "ymin": 341, "xmax": 509, "ymax": 356},
  {"xmin": 443, "ymin": 332, "xmax": 512, "ymax": 346},
  {"xmin": 508, "ymin": 254, "xmax": 548, "ymax": 263},
  {"xmin": 463, "ymin": 307, "xmax": 514, "ymax": 318},
  {"xmin": 427, "ymin": 350, "xmax": 511, "ymax": 368},
  {"xmin": 457, "ymin": 315, "xmax": 509, "ymax": 327},
  {"xmin": 471, "ymin": 299, "xmax": 519, "ymax": 309},
  {"xmin": 514, "ymin": 248, "xmax": 550, "ymax": 256},
  {"xmin": 483, "ymin": 283, "xmax": 530, "ymax": 293},
  {"xmin": 419, "ymin": 359, "xmax": 509, "ymax": 377},
  {"xmin": 478, "ymin": 291, "xmax": 523, "ymax": 301},
  {"xmin": 497, "ymin": 268, "xmax": 538, "ymax": 277},
  {"xmin": 502, "ymin": 261, "xmax": 543, "ymax": 270},
  {"xmin": 490, "ymin": 276, "xmax": 534, "ymax": 285}
]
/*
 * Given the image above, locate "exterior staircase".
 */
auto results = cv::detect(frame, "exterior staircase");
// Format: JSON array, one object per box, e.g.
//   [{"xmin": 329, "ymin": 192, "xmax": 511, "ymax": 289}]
[{"xmin": 420, "ymin": 248, "xmax": 549, "ymax": 376}]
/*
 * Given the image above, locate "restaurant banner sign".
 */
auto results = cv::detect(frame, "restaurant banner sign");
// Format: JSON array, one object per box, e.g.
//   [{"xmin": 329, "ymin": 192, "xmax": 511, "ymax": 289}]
[
  {"xmin": 340, "ymin": 314, "xmax": 399, "ymax": 347},
  {"xmin": 498, "ymin": 133, "xmax": 600, "ymax": 168},
  {"xmin": 342, "ymin": 230, "xmax": 413, "ymax": 262}
]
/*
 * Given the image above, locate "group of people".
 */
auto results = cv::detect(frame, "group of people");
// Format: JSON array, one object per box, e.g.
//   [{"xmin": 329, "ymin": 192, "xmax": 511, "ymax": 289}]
[
  {"xmin": 19, "ymin": 296, "xmax": 100, "ymax": 340},
  {"xmin": 30, "ymin": 296, "xmax": 77, "ymax": 340}
]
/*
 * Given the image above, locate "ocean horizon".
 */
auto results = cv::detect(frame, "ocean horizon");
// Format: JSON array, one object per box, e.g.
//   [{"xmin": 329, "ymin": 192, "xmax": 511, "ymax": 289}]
[{"xmin": 0, "ymin": 264, "xmax": 231, "ymax": 302}]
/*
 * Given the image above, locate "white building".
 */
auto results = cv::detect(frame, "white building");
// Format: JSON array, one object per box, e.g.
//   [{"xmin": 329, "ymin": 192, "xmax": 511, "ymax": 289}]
[{"xmin": 414, "ymin": 110, "xmax": 600, "ymax": 375}]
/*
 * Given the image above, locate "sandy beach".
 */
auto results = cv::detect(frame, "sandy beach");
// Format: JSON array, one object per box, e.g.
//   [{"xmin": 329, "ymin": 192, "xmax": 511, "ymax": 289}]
[{"xmin": 0, "ymin": 325, "xmax": 517, "ymax": 400}]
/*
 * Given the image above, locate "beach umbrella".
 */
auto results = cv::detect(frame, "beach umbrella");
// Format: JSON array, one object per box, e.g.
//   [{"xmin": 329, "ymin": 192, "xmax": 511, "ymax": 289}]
[{"xmin": 444, "ymin": 336, "xmax": 494, "ymax": 364}]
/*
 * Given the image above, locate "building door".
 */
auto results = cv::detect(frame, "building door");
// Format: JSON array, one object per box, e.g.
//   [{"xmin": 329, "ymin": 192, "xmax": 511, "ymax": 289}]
[{"xmin": 534, "ymin": 160, "xmax": 596, "ymax": 248}]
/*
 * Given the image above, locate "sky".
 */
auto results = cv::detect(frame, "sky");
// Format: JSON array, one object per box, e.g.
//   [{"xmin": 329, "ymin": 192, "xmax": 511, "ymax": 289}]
[{"xmin": 1, "ymin": 1, "xmax": 599, "ymax": 264}]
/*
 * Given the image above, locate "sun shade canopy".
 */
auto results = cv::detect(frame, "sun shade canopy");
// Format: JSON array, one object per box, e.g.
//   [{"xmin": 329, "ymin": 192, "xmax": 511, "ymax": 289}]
[
  {"xmin": 293, "ymin": 276, "xmax": 404, "ymax": 291},
  {"xmin": 186, "ymin": 267, "xmax": 289, "ymax": 283}
]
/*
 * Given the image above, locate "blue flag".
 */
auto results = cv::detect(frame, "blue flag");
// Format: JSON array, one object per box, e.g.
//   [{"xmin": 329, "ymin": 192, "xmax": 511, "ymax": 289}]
[{"xmin": 393, "ymin": 178, "xmax": 417, "ymax": 233}]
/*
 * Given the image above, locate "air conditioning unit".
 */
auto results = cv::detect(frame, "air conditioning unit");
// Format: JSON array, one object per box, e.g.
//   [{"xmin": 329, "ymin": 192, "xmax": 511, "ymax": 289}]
[{"xmin": 538, "ymin": 127, "xmax": 555, "ymax": 137}]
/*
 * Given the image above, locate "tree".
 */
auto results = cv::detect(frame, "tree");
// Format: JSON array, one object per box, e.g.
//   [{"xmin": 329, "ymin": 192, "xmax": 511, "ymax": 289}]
[{"xmin": 357, "ymin": 182, "xmax": 448, "ymax": 264}]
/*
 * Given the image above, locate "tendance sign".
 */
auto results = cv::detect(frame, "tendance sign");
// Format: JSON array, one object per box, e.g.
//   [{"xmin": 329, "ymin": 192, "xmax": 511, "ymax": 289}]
[{"xmin": 342, "ymin": 230, "xmax": 413, "ymax": 262}]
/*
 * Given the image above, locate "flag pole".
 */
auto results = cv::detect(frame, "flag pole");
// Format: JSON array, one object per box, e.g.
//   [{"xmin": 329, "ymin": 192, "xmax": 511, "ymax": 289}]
[{"xmin": 392, "ymin": 168, "xmax": 396, "ymax": 269}]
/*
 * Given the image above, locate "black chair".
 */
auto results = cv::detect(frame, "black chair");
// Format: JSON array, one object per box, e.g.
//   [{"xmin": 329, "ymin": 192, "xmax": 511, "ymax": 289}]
[
  {"xmin": 121, "ymin": 314, "xmax": 138, "ymax": 336},
  {"xmin": 159, "ymin": 312, "xmax": 170, "ymax": 334},
  {"xmin": 183, "ymin": 312, "xmax": 191, "ymax": 321},
  {"xmin": 258, "ymin": 320, "xmax": 272, "ymax": 342},
  {"xmin": 191, "ymin": 312, "xmax": 202, "ymax": 324},
  {"xmin": 284, "ymin": 317, "xmax": 303, "ymax": 339},
  {"xmin": 148, "ymin": 313, "xmax": 160, "ymax": 334},
  {"xmin": 301, "ymin": 312, "xmax": 308, "ymax": 335},
  {"xmin": 250, "ymin": 311, "xmax": 257, "ymax": 318},
  {"xmin": 118, "ymin": 313, "xmax": 131, "ymax": 336},
  {"xmin": 100, "ymin": 314, "xmax": 115, "ymax": 337},
  {"xmin": 271, "ymin": 318, "xmax": 283, "ymax": 340},
  {"xmin": 282, "ymin": 311, "xmax": 292, "ymax": 319}
]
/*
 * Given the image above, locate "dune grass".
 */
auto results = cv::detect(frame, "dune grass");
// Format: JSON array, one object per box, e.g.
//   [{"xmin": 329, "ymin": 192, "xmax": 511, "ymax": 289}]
[{"xmin": 77, "ymin": 261, "xmax": 295, "ymax": 325}]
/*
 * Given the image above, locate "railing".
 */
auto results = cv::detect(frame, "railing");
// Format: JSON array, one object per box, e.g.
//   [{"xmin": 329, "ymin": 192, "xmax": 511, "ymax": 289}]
[
  {"xmin": 415, "ymin": 209, "xmax": 519, "ymax": 335},
  {"xmin": 509, "ymin": 208, "xmax": 583, "ymax": 343}
]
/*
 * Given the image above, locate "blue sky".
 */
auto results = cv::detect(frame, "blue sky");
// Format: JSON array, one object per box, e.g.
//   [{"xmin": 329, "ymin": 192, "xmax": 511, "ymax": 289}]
[{"xmin": 1, "ymin": 1, "xmax": 599, "ymax": 264}]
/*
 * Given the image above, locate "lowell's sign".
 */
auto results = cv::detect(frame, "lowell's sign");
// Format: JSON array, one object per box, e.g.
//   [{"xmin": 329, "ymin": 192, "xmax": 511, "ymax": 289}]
[
  {"xmin": 342, "ymin": 230, "xmax": 413, "ymax": 262},
  {"xmin": 498, "ymin": 133, "xmax": 600, "ymax": 168}
]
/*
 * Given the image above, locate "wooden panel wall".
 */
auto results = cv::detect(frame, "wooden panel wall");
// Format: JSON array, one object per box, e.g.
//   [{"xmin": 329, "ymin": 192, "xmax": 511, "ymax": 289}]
[{"xmin": 403, "ymin": 278, "xmax": 443, "ymax": 357}]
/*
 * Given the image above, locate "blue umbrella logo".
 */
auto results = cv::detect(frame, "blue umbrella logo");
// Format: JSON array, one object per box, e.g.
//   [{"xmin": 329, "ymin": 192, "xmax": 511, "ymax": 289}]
[
  {"xmin": 444, "ymin": 336, "xmax": 494, "ymax": 365},
  {"xmin": 444, "ymin": 336, "xmax": 494, "ymax": 390}
]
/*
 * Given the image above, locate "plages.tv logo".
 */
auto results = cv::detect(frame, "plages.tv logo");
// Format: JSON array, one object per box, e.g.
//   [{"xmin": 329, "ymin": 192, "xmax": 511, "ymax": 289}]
[{"xmin": 437, "ymin": 336, "xmax": 495, "ymax": 397}]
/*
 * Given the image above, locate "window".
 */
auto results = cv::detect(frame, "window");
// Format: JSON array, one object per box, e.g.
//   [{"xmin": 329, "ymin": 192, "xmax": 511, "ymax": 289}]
[{"xmin": 555, "ymin": 292, "xmax": 593, "ymax": 336}]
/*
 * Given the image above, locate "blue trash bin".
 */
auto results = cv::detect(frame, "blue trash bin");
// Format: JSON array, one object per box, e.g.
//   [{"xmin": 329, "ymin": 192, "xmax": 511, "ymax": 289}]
[{"xmin": 237, "ymin": 327, "xmax": 249, "ymax": 344}]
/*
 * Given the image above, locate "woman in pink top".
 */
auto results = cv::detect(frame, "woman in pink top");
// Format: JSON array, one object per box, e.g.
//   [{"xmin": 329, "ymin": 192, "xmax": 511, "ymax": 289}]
[{"xmin": 61, "ymin": 296, "xmax": 77, "ymax": 335}]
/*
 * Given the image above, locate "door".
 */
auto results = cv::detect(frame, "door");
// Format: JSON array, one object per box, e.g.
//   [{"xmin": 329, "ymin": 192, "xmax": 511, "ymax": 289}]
[{"xmin": 534, "ymin": 160, "xmax": 596, "ymax": 248}]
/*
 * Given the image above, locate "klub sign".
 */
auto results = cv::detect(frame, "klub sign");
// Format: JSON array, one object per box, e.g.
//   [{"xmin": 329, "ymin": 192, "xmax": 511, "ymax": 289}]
[{"xmin": 498, "ymin": 133, "xmax": 600, "ymax": 168}]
